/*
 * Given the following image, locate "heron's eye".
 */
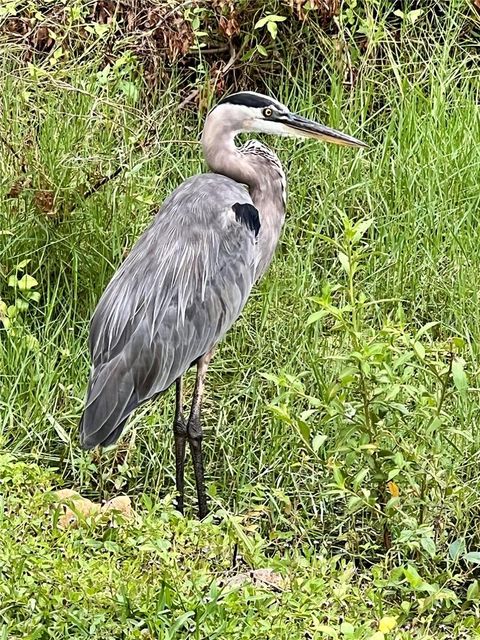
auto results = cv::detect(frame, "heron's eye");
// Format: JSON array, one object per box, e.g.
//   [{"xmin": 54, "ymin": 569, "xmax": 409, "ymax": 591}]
[{"xmin": 263, "ymin": 108, "xmax": 273, "ymax": 118}]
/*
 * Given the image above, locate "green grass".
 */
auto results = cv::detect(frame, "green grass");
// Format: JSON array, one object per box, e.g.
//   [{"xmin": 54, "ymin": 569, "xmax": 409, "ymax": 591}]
[
  {"xmin": 0, "ymin": 454, "xmax": 474, "ymax": 639},
  {"xmin": 1, "ymin": 4, "xmax": 480, "ymax": 637}
]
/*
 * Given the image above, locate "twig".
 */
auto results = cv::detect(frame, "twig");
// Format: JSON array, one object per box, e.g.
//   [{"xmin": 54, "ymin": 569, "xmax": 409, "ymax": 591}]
[
  {"xmin": 83, "ymin": 166, "xmax": 123, "ymax": 200},
  {"xmin": 0, "ymin": 132, "xmax": 27, "ymax": 174},
  {"xmin": 219, "ymin": 42, "xmax": 239, "ymax": 77},
  {"xmin": 201, "ymin": 45, "xmax": 230, "ymax": 55},
  {"xmin": 178, "ymin": 89, "xmax": 200, "ymax": 110},
  {"xmin": 147, "ymin": 0, "xmax": 195, "ymax": 30}
]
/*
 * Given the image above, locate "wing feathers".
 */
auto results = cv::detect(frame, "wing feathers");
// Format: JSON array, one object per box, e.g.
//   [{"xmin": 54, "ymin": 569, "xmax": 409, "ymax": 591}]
[
  {"xmin": 79, "ymin": 357, "xmax": 134, "ymax": 448},
  {"xmin": 80, "ymin": 174, "xmax": 258, "ymax": 449}
]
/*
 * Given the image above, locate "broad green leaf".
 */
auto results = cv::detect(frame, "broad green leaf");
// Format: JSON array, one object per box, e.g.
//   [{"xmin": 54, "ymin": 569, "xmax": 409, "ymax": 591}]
[
  {"xmin": 353, "ymin": 467, "xmax": 369, "ymax": 490},
  {"xmin": 27, "ymin": 291, "xmax": 41, "ymax": 303},
  {"xmin": 333, "ymin": 466, "xmax": 345, "ymax": 488},
  {"xmin": 385, "ymin": 496, "xmax": 400, "ymax": 511},
  {"xmin": 267, "ymin": 404, "xmax": 291, "ymax": 423},
  {"xmin": 384, "ymin": 384, "xmax": 400, "ymax": 401},
  {"xmin": 413, "ymin": 341, "xmax": 425, "ymax": 360},
  {"xmin": 338, "ymin": 251, "xmax": 350, "ymax": 274},
  {"xmin": 267, "ymin": 21, "xmax": 278, "ymax": 39},
  {"xmin": 306, "ymin": 309, "xmax": 329, "ymax": 325},
  {"xmin": 340, "ymin": 621, "xmax": 355, "ymax": 635},
  {"xmin": 387, "ymin": 468, "xmax": 401, "ymax": 481},
  {"xmin": 220, "ymin": 511, "xmax": 255, "ymax": 556},
  {"xmin": 312, "ymin": 433, "xmax": 327, "ymax": 452},
  {"xmin": 393, "ymin": 452, "xmax": 404, "ymax": 467},
  {"xmin": 407, "ymin": 8, "xmax": 424, "ymax": 24},
  {"xmin": 420, "ymin": 536, "xmax": 436, "ymax": 558},
  {"xmin": 305, "ymin": 395, "xmax": 321, "ymax": 407},
  {"xmin": 452, "ymin": 357, "xmax": 468, "ymax": 397},
  {"xmin": 260, "ymin": 372, "xmax": 280, "ymax": 384},
  {"xmin": 428, "ymin": 416, "xmax": 443, "ymax": 431},
  {"xmin": 415, "ymin": 321, "xmax": 439, "ymax": 340},
  {"xmin": 285, "ymin": 373, "xmax": 303, "ymax": 388},
  {"xmin": 169, "ymin": 611, "xmax": 195, "ymax": 634},
  {"xmin": 464, "ymin": 552, "xmax": 480, "ymax": 565},
  {"xmin": 448, "ymin": 538, "xmax": 466, "ymax": 561},
  {"xmin": 452, "ymin": 336, "xmax": 465, "ymax": 350},
  {"xmin": 392, "ymin": 351, "xmax": 414, "ymax": 370},
  {"xmin": 15, "ymin": 299, "xmax": 29, "ymax": 312},
  {"xmin": 467, "ymin": 580, "xmax": 480, "ymax": 601},
  {"xmin": 403, "ymin": 565, "xmax": 423, "ymax": 589},
  {"xmin": 300, "ymin": 409, "xmax": 317, "ymax": 421},
  {"xmin": 17, "ymin": 274, "xmax": 38, "ymax": 290},
  {"xmin": 296, "ymin": 419, "xmax": 310, "ymax": 443},
  {"xmin": 120, "ymin": 80, "xmax": 139, "ymax": 103},
  {"xmin": 256, "ymin": 43, "xmax": 268, "ymax": 57},
  {"xmin": 347, "ymin": 496, "xmax": 364, "ymax": 513},
  {"xmin": 352, "ymin": 218, "xmax": 374, "ymax": 243},
  {"xmin": 254, "ymin": 14, "xmax": 286, "ymax": 29}
]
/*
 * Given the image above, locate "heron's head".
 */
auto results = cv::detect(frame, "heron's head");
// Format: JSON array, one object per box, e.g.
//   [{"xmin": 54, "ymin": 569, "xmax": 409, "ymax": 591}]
[{"xmin": 210, "ymin": 91, "xmax": 366, "ymax": 148}]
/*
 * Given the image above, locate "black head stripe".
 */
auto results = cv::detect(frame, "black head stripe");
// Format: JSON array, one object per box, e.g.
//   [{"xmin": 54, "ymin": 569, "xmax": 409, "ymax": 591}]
[{"xmin": 217, "ymin": 92, "xmax": 281, "ymax": 111}]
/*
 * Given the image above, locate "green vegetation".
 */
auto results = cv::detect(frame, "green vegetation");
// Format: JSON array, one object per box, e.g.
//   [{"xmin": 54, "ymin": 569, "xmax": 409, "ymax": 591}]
[{"xmin": 1, "ymin": 1, "xmax": 480, "ymax": 637}]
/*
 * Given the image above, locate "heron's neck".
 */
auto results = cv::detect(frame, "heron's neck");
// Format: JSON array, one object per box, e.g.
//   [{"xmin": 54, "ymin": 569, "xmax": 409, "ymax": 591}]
[
  {"xmin": 203, "ymin": 114, "xmax": 284, "ymax": 192},
  {"xmin": 202, "ymin": 121, "xmax": 286, "ymax": 279}
]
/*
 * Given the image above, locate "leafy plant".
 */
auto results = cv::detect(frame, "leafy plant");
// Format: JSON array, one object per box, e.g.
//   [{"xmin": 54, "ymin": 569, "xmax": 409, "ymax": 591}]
[
  {"xmin": 264, "ymin": 216, "xmax": 470, "ymax": 557},
  {"xmin": 253, "ymin": 13, "xmax": 287, "ymax": 56},
  {"xmin": 0, "ymin": 259, "xmax": 41, "ymax": 350}
]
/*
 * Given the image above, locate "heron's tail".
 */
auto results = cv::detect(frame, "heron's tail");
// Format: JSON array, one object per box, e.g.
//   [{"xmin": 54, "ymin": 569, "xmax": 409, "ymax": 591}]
[{"xmin": 79, "ymin": 356, "xmax": 137, "ymax": 450}]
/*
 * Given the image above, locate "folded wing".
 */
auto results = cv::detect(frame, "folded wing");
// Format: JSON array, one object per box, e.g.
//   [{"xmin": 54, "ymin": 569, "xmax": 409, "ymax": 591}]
[{"xmin": 79, "ymin": 174, "xmax": 259, "ymax": 449}]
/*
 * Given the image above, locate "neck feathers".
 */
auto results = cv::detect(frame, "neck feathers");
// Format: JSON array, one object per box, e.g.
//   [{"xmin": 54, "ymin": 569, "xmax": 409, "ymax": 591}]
[
  {"xmin": 201, "ymin": 108, "xmax": 287, "ymax": 280},
  {"xmin": 201, "ymin": 110, "xmax": 286, "ymax": 205},
  {"xmin": 240, "ymin": 140, "xmax": 287, "ymax": 209}
]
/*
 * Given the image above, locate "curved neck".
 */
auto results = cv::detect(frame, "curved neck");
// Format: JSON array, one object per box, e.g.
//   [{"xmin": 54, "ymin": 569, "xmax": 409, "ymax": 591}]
[
  {"xmin": 201, "ymin": 110, "xmax": 287, "ymax": 279},
  {"xmin": 201, "ymin": 109, "xmax": 286, "ymax": 205},
  {"xmin": 201, "ymin": 111, "xmax": 256, "ymax": 188}
]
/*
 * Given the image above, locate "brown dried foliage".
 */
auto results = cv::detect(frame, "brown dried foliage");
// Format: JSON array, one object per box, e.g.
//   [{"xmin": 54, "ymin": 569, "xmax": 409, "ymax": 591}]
[
  {"xmin": 291, "ymin": 0, "xmax": 339, "ymax": 22},
  {"xmin": 0, "ymin": 1, "xmax": 337, "ymax": 65},
  {"xmin": 34, "ymin": 189, "xmax": 55, "ymax": 216}
]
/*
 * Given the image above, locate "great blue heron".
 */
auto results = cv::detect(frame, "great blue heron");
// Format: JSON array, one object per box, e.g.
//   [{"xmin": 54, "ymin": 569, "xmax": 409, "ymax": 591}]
[{"xmin": 79, "ymin": 91, "xmax": 366, "ymax": 517}]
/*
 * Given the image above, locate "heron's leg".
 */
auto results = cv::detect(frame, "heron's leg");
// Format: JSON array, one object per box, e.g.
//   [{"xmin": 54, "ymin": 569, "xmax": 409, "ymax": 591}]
[
  {"xmin": 187, "ymin": 350, "xmax": 214, "ymax": 519},
  {"xmin": 173, "ymin": 377, "xmax": 187, "ymax": 514}
]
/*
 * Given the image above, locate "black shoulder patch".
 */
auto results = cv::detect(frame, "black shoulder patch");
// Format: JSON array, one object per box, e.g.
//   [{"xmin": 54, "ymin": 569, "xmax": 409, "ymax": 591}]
[
  {"xmin": 217, "ymin": 92, "xmax": 279, "ymax": 110},
  {"xmin": 232, "ymin": 203, "xmax": 261, "ymax": 238}
]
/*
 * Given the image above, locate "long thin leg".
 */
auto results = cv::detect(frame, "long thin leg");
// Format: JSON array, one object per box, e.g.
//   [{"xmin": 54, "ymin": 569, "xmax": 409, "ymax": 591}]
[
  {"xmin": 173, "ymin": 377, "xmax": 187, "ymax": 514},
  {"xmin": 187, "ymin": 350, "xmax": 214, "ymax": 519}
]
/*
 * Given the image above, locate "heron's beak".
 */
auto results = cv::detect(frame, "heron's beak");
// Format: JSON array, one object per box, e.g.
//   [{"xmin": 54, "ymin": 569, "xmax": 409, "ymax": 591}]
[{"xmin": 284, "ymin": 113, "xmax": 367, "ymax": 148}]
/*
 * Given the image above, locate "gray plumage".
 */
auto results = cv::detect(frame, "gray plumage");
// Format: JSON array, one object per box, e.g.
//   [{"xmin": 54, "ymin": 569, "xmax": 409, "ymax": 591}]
[
  {"xmin": 78, "ymin": 91, "xmax": 366, "ymax": 517},
  {"xmin": 80, "ymin": 175, "xmax": 257, "ymax": 448}
]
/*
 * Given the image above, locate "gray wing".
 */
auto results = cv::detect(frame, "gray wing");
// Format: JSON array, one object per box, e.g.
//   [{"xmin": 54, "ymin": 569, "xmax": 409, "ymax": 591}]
[{"xmin": 79, "ymin": 174, "xmax": 259, "ymax": 449}]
